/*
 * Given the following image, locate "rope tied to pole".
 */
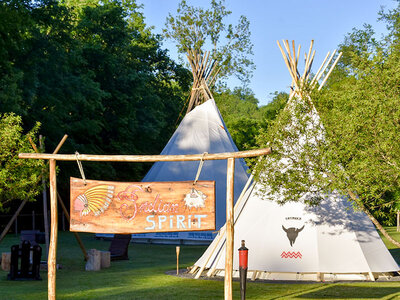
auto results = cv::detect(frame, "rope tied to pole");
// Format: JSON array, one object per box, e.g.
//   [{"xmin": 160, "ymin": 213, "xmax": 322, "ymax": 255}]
[
  {"xmin": 75, "ymin": 152, "xmax": 86, "ymax": 185},
  {"xmin": 193, "ymin": 152, "xmax": 208, "ymax": 185}
]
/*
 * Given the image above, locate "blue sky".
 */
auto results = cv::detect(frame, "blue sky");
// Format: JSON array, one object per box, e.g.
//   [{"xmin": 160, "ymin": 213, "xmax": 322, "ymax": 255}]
[{"xmin": 137, "ymin": 0, "xmax": 397, "ymax": 105}]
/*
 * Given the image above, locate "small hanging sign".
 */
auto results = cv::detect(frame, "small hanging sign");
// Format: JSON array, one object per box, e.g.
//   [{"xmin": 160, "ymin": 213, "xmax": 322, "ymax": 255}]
[{"xmin": 70, "ymin": 178, "xmax": 215, "ymax": 234}]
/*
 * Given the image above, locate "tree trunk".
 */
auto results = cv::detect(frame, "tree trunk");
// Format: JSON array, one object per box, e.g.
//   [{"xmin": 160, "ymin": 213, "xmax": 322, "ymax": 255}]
[{"xmin": 347, "ymin": 190, "xmax": 400, "ymax": 248}]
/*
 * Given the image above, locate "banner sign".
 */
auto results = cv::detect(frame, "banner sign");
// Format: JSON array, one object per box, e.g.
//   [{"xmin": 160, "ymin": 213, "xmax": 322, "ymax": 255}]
[{"xmin": 70, "ymin": 178, "xmax": 215, "ymax": 234}]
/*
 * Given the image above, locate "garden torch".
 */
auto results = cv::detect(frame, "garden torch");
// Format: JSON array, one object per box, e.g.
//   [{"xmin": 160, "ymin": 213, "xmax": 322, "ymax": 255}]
[{"xmin": 238, "ymin": 240, "xmax": 248, "ymax": 300}]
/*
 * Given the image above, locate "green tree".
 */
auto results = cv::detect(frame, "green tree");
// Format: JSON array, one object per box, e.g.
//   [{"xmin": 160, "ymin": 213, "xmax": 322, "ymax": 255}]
[
  {"xmin": 0, "ymin": 113, "xmax": 45, "ymax": 211},
  {"xmin": 0, "ymin": 0, "xmax": 191, "ymax": 186},
  {"xmin": 258, "ymin": 92, "xmax": 288, "ymax": 121},
  {"xmin": 213, "ymin": 87, "xmax": 287, "ymax": 150},
  {"xmin": 164, "ymin": 0, "xmax": 254, "ymax": 84}
]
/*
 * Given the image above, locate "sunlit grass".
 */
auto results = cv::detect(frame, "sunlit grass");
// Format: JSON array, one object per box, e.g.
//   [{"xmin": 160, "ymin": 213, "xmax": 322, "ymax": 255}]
[{"xmin": 0, "ymin": 229, "xmax": 398, "ymax": 299}]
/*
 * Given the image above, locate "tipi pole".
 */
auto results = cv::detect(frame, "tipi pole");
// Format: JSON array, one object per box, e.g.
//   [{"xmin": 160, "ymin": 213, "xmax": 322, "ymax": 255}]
[
  {"xmin": 224, "ymin": 157, "xmax": 235, "ymax": 300},
  {"xmin": 195, "ymin": 173, "xmax": 254, "ymax": 279},
  {"xmin": 312, "ymin": 50, "xmax": 336, "ymax": 88},
  {"xmin": 277, "ymin": 41, "xmax": 299, "ymax": 91},
  {"xmin": 207, "ymin": 179, "xmax": 256, "ymax": 278},
  {"xmin": 310, "ymin": 51, "xmax": 330, "ymax": 86},
  {"xmin": 318, "ymin": 52, "xmax": 343, "ymax": 90},
  {"xmin": 283, "ymin": 40, "xmax": 297, "ymax": 80},
  {"xmin": 301, "ymin": 40, "xmax": 314, "ymax": 82},
  {"xmin": 305, "ymin": 50, "xmax": 316, "ymax": 82}
]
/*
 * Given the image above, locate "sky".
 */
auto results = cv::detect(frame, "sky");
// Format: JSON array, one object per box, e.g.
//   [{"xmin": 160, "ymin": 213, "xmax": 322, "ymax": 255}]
[{"xmin": 136, "ymin": 0, "xmax": 397, "ymax": 105}]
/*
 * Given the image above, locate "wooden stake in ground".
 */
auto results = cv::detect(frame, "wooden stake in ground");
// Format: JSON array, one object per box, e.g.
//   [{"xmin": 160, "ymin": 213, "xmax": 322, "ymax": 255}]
[{"xmin": 176, "ymin": 246, "xmax": 180, "ymax": 275}]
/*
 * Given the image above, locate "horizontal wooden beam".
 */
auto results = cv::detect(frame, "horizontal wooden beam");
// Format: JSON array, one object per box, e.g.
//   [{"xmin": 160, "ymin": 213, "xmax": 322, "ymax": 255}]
[{"xmin": 19, "ymin": 148, "xmax": 272, "ymax": 162}]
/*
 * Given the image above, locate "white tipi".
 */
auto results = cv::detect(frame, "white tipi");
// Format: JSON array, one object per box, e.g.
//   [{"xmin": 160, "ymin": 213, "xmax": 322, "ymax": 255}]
[
  {"xmin": 131, "ymin": 50, "xmax": 249, "ymax": 244},
  {"xmin": 190, "ymin": 41, "xmax": 399, "ymax": 280}
]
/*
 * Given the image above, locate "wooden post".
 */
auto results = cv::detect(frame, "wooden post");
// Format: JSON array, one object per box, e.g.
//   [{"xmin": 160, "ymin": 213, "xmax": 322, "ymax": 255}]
[
  {"xmin": 47, "ymin": 134, "xmax": 67, "ymax": 300},
  {"xmin": 224, "ymin": 158, "xmax": 235, "ymax": 300},
  {"xmin": 40, "ymin": 135, "xmax": 50, "ymax": 259},
  {"xmin": 85, "ymin": 249, "xmax": 101, "ymax": 271},
  {"xmin": 48, "ymin": 159, "xmax": 57, "ymax": 300},
  {"xmin": 0, "ymin": 199, "xmax": 27, "ymax": 243},
  {"xmin": 100, "ymin": 251, "xmax": 111, "ymax": 268},
  {"xmin": 397, "ymin": 211, "xmax": 399, "ymax": 232},
  {"xmin": 1, "ymin": 252, "xmax": 11, "ymax": 271},
  {"xmin": 176, "ymin": 246, "xmax": 180, "ymax": 275}
]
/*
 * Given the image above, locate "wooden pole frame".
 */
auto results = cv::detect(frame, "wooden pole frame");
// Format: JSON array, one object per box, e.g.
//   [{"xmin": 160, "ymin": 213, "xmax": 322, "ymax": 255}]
[
  {"xmin": 48, "ymin": 158, "xmax": 57, "ymax": 299},
  {"xmin": 224, "ymin": 158, "xmax": 235, "ymax": 300},
  {"xmin": 19, "ymin": 148, "xmax": 271, "ymax": 162},
  {"xmin": 19, "ymin": 143, "xmax": 272, "ymax": 300}
]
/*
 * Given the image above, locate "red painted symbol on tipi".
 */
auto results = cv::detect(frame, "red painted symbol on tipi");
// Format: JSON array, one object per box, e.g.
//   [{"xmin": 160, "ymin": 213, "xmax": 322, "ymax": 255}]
[{"xmin": 281, "ymin": 251, "xmax": 302, "ymax": 259}]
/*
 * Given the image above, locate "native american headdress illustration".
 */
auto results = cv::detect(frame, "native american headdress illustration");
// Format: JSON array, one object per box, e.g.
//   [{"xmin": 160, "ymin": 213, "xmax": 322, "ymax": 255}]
[{"xmin": 74, "ymin": 185, "xmax": 115, "ymax": 216}]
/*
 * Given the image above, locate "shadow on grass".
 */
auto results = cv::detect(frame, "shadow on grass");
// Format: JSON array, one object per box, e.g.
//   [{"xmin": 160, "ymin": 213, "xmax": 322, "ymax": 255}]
[
  {"xmin": 295, "ymin": 285, "xmax": 400, "ymax": 299},
  {"xmin": 389, "ymin": 248, "xmax": 400, "ymax": 265},
  {"xmin": 57, "ymin": 275, "xmax": 225, "ymax": 300},
  {"xmin": 1, "ymin": 232, "xmax": 399, "ymax": 300}
]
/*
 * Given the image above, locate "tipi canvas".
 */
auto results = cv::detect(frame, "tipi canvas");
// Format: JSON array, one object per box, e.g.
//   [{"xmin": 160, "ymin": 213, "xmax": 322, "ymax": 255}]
[
  {"xmin": 131, "ymin": 51, "xmax": 249, "ymax": 244},
  {"xmin": 191, "ymin": 41, "xmax": 399, "ymax": 280},
  {"xmin": 131, "ymin": 99, "xmax": 249, "ymax": 243},
  {"xmin": 192, "ymin": 181, "xmax": 399, "ymax": 280}
]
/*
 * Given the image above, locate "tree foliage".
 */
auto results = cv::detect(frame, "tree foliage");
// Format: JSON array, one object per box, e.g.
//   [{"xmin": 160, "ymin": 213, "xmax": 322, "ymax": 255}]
[
  {"xmin": 215, "ymin": 88, "xmax": 287, "ymax": 150},
  {"xmin": 0, "ymin": 113, "xmax": 45, "ymax": 211},
  {"xmin": 0, "ymin": 0, "xmax": 191, "ymax": 188},
  {"xmin": 164, "ymin": 0, "xmax": 254, "ymax": 84}
]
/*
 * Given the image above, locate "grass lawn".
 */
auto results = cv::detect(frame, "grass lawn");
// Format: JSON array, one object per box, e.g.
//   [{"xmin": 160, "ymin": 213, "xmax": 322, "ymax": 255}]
[{"xmin": 0, "ymin": 228, "xmax": 399, "ymax": 299}]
